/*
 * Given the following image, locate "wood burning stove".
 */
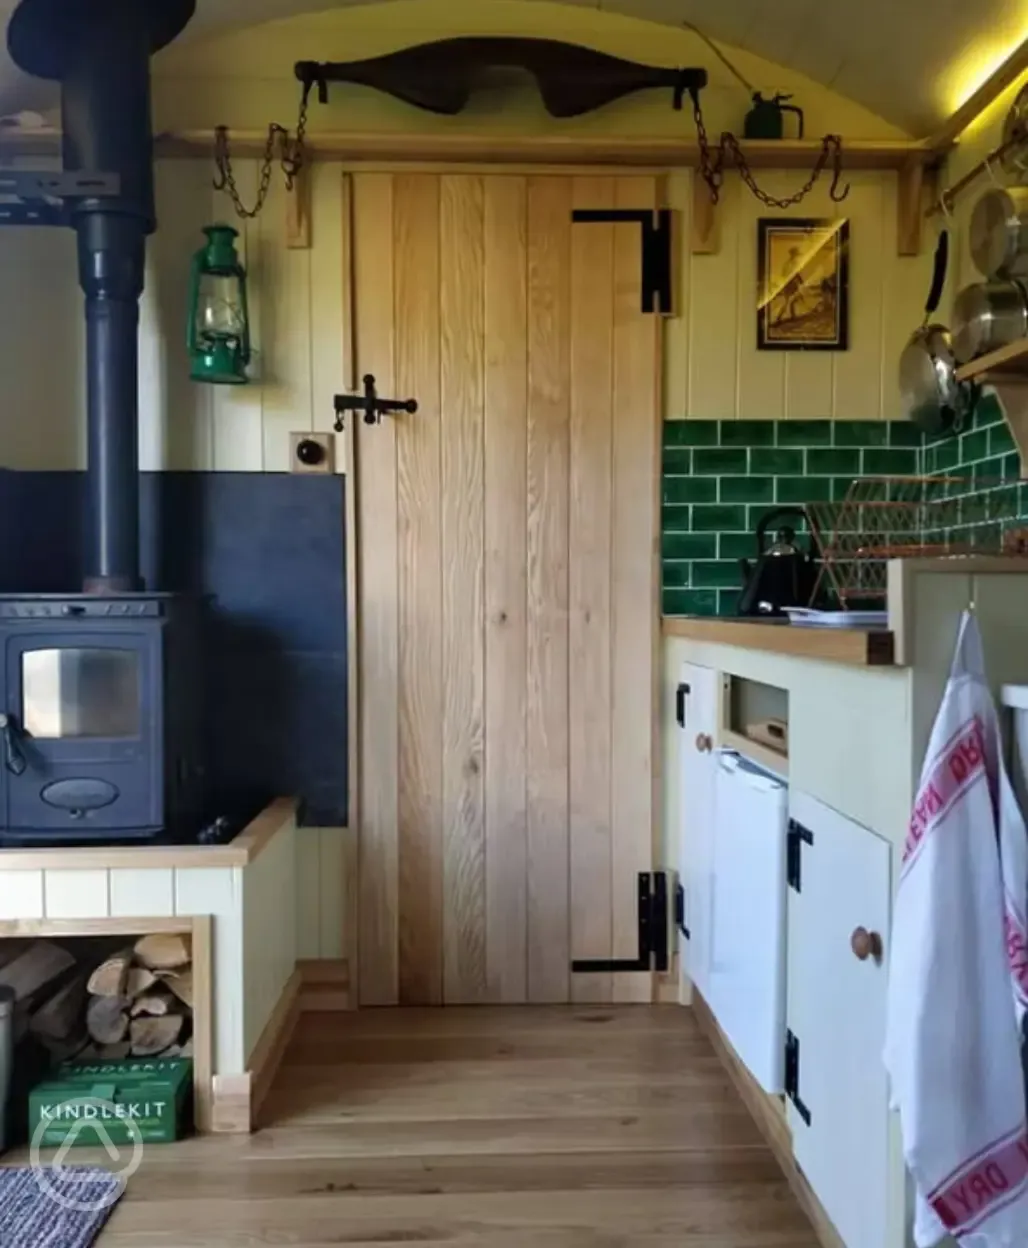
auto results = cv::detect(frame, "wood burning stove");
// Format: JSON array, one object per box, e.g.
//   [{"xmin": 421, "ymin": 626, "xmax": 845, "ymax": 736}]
[{"xmin": 0, "ymin": 594, "xmax": 204, "ymax": 844}]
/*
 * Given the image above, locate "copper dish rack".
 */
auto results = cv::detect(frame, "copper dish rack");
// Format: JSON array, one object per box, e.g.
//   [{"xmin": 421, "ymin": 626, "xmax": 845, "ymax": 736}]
[{"xmin": 806, "ymin": 475, "xmax": 1028, "ymax": 607}]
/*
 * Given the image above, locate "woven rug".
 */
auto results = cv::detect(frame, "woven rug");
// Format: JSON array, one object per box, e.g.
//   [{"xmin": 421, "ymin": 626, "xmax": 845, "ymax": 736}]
[{"xmin": 0, "ymin": 1167, "xmax": 123, "ymax": 1247}]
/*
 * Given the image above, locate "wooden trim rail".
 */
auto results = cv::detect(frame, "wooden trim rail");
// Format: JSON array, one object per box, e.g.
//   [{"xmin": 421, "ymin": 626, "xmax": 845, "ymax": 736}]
[{"xmin": 0, "ymin": 126, "xmax": 938, "ymax": 172}]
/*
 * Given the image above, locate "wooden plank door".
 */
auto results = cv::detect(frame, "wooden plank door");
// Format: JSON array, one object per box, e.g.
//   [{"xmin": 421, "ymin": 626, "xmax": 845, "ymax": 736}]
[{"xmin": 350, "ymin": 170, "xmax": 662, "ymax": 1006}]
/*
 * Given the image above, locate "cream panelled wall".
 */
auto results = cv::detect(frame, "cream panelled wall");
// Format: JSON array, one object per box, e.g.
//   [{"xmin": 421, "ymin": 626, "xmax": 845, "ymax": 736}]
[
  {"xmin": 0, "ymin": 159, "xmax": 932, "ymax": 474},
  {"xmin": 667, "ymin": 168, "xmax": 932, "ymax": 422},
  {"xmin": 0, "ymin": 0, "xmax": 941, "ymax": 473}
]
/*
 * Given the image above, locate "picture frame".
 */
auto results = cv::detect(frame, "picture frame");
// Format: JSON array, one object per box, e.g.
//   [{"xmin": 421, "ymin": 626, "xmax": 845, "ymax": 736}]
[{"xmin": 757, "ymin": 217, "xmax": 850, "ymax": 351}]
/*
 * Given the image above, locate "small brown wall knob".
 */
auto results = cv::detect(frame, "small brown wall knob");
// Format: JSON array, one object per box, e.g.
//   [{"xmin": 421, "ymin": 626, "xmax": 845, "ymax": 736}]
[
  {"xmin": 695, "ymin": 733, "xmax": 713, "ymax": 753},
  {"xmin": 851, "ymin": 926, "xmax": 883, "ymax": 964}
]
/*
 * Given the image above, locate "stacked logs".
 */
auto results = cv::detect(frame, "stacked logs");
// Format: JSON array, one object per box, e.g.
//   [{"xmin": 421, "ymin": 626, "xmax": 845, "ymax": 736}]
[{"xmin": 0, "ymin": 933, "xmax": 195, "ymax": 1064}]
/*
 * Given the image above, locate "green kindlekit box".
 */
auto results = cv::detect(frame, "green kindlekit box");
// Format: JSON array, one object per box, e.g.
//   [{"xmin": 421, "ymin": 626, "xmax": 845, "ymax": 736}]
[{"xmin": 28, "ymin": 1057, "xmax": 193, "ymax": 1147}]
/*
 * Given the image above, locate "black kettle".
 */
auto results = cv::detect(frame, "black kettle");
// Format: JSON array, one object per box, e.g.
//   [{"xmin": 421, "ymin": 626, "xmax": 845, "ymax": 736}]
[{"xmin": 737, "ymin": 507, "xmax": 819, "ymax": 618}]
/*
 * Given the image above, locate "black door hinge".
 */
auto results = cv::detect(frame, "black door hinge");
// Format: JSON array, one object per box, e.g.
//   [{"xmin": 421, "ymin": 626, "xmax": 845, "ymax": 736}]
[
  {"xmin": 572, "ymin": 871, "xmax": 669, "ymax": 974},
  {"xmin": 674, "ymin": 879, "xmax": 690, "ymax": 940},
  {"xmin": 675, "ymin": 681, "xmax": 690, "ymax": 728},
  {"xmin": 785, "ymin": 1029, "xmax": 812, "ymax": 1126},
  {"xmin": 570, "ymin": 208, "xmax": 672, "ymax": 314},
  {"xmin": 786, "ymin": 819, "xmax": 813, "ymax": 893}
]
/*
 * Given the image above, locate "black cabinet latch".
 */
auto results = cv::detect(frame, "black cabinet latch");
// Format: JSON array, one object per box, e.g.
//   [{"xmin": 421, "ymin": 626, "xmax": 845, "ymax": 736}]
[
  {"xmin": 674, "ymin": 880, "xmax": 690, "ymax": 940},
  {"xmin": 333, "ymin": 373, "xmax": 418, "ymax": 429},
  {"xmin": 786, "ymin": 819, "xmax": 813, "ymax": 893},
  {"xmin": 675, "ymin": 681, "xmax": 690, "ymax": 728},
  {"xmin": 572, "ymin": 871, "xmax": 669, "ymax": 975},
  {"xmin": 785, "ymin": 1029, "xmax": 811, "ymax": 1126}
]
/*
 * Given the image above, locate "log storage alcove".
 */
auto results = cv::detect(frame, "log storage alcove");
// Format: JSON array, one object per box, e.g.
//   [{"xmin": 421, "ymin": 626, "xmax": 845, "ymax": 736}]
[{"xmin": 0, "ymin": 797, "xmax": 303, "ymax": 1133}]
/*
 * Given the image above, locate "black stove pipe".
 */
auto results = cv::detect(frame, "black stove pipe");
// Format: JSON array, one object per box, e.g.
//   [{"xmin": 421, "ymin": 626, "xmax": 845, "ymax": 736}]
[{"xmin": 7, "ymin": 0, "xmax": 195, "ymax": 593}]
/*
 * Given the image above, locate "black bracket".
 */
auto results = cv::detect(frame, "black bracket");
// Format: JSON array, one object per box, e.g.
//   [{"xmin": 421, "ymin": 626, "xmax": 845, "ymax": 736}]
[
  {"xmin": 675, "ymin": 681, "xmax": 690, "ymax": 728},
  {"xmin": 333, "ymin": 374, "xmax": 418, "ymax": 430},
  {"xmin": 0, "ymin": 171, "xmax": 120, "ymax": 228},
  {"xmin": 786, "ymin": 819, "xmax": 813, "ymax": 893},
  {"xmin": 674, "ymin": 880, "xmax": 690, "ymax": 941},
  {"xmin": 570, "ymin": 208, "xmax": 672, "ymax": 315},
  {"xmin": 785, "ymin": 1029, "xmax": 812, "ymax": 1126},
  {"xmin": 571, "ymin": 871, "xmax": 669, "ymax": 975}
]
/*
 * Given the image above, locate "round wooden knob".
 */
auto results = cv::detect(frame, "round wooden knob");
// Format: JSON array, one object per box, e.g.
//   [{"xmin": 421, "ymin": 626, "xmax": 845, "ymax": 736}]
[
  {"xmin": 695, "ymin": 733, "xmax": 713, "ymax": 753},
  {"xmin": 851, "ymin": 927, "xmax": 883, "ymax": 963}
]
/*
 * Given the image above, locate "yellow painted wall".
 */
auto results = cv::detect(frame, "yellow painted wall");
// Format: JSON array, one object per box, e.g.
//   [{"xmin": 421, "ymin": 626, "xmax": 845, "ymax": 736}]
[{"xmin": 0, "ymin": 0, "xmax": 933, "ymax": 472}]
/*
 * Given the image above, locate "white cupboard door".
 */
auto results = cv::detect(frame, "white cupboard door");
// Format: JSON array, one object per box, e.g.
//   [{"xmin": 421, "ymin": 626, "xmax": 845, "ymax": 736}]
[
  {"xmin": 677, "ymin": 661, "xmax": 719, "ymax": 999},
  {"xmin": 787, "ymin": 789, "xmax": 892, "ymax": 1248}
]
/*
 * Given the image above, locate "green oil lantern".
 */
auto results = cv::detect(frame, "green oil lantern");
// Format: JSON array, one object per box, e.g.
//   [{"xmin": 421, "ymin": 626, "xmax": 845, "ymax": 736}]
[{"xmin": 187, "ymin": 224, "xmax": 251, "ymax": 385}]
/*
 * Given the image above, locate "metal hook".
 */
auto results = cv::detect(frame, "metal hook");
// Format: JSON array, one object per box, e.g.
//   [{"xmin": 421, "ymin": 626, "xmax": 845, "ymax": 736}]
[{"xmin": 938, "ymin": 189, "xmax": 955, "ymax": 224}]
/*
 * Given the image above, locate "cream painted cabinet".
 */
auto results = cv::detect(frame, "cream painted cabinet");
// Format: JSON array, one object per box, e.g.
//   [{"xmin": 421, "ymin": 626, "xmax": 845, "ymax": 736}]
[
  {"xmin": 677, "ymin": 661, "xmax": 720, "ymax": 1000},
  {"xmin": 786, "ymin": 788, "xmax": 892, "ymax": 1248}
]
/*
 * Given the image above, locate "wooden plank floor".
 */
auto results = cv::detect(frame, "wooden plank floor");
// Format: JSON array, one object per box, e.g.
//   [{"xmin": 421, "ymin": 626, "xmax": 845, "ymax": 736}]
[{"xmin": 19, "ymin": 1006, "xmax": 820, "ymax": 1245}]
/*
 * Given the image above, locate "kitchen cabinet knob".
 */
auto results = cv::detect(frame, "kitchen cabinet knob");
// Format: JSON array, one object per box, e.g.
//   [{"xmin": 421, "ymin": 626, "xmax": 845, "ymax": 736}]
[
  {"xmin": 851, "ymin": 926, "xmax": 883, "ymax": 964},
  {"xmin": 694, "ymin": 733, "xmax": 713, "ymax": 753}
]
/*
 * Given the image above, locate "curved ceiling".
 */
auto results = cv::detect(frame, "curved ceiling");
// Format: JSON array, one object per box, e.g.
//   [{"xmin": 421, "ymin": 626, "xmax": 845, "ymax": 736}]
[{"xmin": 1, "ymin": 0, "xmax": 1025, "ymax": 135}]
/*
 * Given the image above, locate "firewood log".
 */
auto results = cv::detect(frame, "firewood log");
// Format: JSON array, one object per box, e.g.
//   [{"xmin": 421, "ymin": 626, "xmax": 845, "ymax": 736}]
[
  {"xmin": 130, "ymin": 988, "xmax": 175, "ymax": 1017},
  {"xmin": 0, "ymin": 941, "xmax": 75, "ymax": 1002},
  {"xmin": 86, "ymin": 994, "xmax": 130, "ymax": 1045},
  {"xmin": 133, "ymin": 933, "xmax": 190, "ymax": 971},
  {"xmin": 86, "ymin": 948, "xmax": 134, "ymax": 997},
  {"xmin": 124, "ymin": 966, "xmax": 158, "ymax": 999},
  {"xmin": 129, "ymin": 1013, "xmax": 183, "ymax": 1057},
  {"xmin": 165, "ymin": 967, "xmax": 194, "ymax": 1010},
  {"xmin": 30, "ymin": 972, "xmax": 88, "ymax": 1040}
]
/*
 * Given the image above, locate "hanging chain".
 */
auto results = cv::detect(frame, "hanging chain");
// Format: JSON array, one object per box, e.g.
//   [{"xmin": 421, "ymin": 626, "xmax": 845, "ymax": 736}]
[
  {"xmin": 689, "ymin": 88, "xmax": 850, "ymax": 208},
  {"xmin": 212, "ymin": 80, "xmax": 312, "ymax": 218}
]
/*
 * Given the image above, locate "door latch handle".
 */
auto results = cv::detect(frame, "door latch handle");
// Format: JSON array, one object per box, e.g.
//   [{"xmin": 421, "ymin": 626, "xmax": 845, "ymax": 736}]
[
  {"xmin": 0, "ymin": 713, "xmax": 26, "ymax": 776},
  {"xmin": 333, "ymin": 374, "xmax": 418, "ymax": 429}
]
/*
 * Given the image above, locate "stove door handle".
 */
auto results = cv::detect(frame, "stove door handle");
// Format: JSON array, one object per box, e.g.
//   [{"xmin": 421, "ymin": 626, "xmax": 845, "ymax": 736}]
[{"xmin": 0, "ymin": 714, "xmax": 27, "ymax": 776}]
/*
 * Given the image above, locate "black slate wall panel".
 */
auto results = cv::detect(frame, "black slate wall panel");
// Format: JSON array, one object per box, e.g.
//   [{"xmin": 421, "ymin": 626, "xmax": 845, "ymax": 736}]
[{"xmin": 0, "ymin": 470, "xmax": 347, "ymax": 827}]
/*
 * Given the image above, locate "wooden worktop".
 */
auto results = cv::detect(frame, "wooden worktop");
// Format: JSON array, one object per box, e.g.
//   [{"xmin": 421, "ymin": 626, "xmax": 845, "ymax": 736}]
[
  {"xmin": 662, "ymin": 616, "xmax": 896, "ymax": 667},
  {"xmin": 0, "ymin": 796, "xmax": 296, "ymax": 870}
]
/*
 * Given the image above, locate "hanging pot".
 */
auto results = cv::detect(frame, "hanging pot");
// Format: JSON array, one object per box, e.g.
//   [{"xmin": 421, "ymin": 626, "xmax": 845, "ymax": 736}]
[
  {"xmin": 898, "ymin": 231, "xmax": 976, "ymax": 435},
  {"xmin": 970, "ymin": 187, "xmax": 1028, "ymax": 280},
  {"xmin": 952, "ymin": 278, "xmax": 1028, "ymax": 364}
]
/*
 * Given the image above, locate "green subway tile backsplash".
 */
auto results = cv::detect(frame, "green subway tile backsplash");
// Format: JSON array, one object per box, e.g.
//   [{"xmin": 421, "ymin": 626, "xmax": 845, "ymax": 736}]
[
  {"xmin": 663, "ymin": 476, "xmax": 716, "ymax": 504},
  {"xmin": 692, "ymin": 504, "xmax": 749, "ymax": 532},
  {"xmin": 805, "ymin": 448, "xmax": 862, "ymax": 476},
  {"xmin": 750, "ymin": 448, "xmax": 804, "ymax": 475},
  {"xmin": 662, "ymin": 417, "xmax": 924, "ymax": 617},
  {"xmin": 719, "ymin": 475, "xmax": 774, "ymax": 503},
  {"xmin": 662, "ymin": 532, "xmax": 717, "ymax": 560},
  {"xmin": 831, "ymin": 420, "xmax": 888, "ymax": 447},
  {"xmin": 777, "ymin": 420, "xmax": 832, "ymax": 447},
  {"xmin": 719, "ymin": 420, "xmax": 776, "ymax": 447},
  {"xmin": 664, "ymin": 421, "xmax": 717, "ymax": 447},
  {"xmin": 693, "ymin": 447, "xmax": 748, "ymax": 475},
  {"xmin": 661, "ymin": 406, "xmax": 1024, "ymax": 618}
]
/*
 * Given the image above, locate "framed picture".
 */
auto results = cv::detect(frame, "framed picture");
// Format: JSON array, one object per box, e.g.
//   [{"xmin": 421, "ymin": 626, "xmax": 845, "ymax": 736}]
[{"xmin": 757, "ymin": 217, "xmax": 849, "ymax": 351}]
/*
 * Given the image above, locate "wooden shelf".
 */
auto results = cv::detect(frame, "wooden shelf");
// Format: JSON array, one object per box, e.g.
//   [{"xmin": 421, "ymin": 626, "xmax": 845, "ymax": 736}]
[
  {"xmin": 662, "ymin": 616, "xmax": 896, "ymax": 667},
  {"xmin": 955, "ymin": 338, "xmax": 1028, "ymax": 383},
  {"xmin": 0, "ymin": 126, "xmax": 936, "ymax": 172}
]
